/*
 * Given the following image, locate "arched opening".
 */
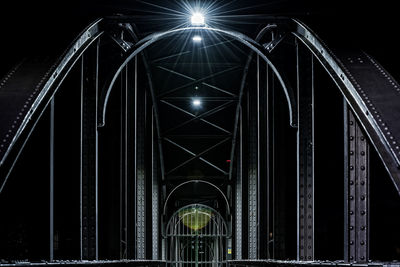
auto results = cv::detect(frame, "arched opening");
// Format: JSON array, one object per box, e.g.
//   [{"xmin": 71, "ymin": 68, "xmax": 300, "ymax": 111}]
[
  {"xmin": 165, "ymin": 204, "xmax": 229, "ymax": 266},
  {"xmin": 163, "ymin": 180, "xmax": 231, "ymax": 218}
]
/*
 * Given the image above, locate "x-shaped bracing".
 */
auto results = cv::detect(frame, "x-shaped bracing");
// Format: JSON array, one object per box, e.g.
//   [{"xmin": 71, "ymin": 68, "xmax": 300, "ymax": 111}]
[
  {"xmin": 160, "ymin": 100, "xmax": 235, "ymax": 135},
  {"xmin": 154, "ymin": 64, "xmax": 239, "ymax": 176},
  {"xmin": 157, "ymin": 66, "xmax": 239, "ymax": 135},
  {"xmin": 157, "ymin": 66, "xmax": 240, "ymax": 98},
  {"xmin": 164, "ymin": 137, "xmax": 230, "ymax": 175}
]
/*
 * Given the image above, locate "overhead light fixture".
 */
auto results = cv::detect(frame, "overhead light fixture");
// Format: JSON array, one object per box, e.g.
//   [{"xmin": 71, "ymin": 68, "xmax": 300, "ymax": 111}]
[
  {"xmin": 192, "ymin": 35, "xmax": 202, "ymax": 42},
  {"xmin": 191, "ymin": 12, "xmax": 205, "ymax": 26},
  {"xmin": 192, "ymin": 99, "xmax": 201, "ymax": 107}
]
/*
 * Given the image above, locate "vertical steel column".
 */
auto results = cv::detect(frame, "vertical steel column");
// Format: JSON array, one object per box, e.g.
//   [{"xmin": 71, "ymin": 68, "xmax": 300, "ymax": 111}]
[
  {"xmin": 80, "ymin": 41, "xmax": 99, "ymax": 260},
  {"xmin": 270, "ymin": 70, "xmax": 276, "ymax": 259},
  {"xmin": 120, "ymin": 61, "xmax": 137, "ymax": 259},
  {"xmin": 344, "ymin": 106, "xmax": 370, "ymax": 263},
  {"xmin": 235, "ymin": 107, "xmax": 243, "ymax": 260},
  {"xmin": 50, "ymin": 99, "xmax": 55, "ymax": 262},
  {"xmin": 248, "ymin": 56, "xmax": 260, "ymax": 259},
  {"xmin": 296, "ymin": 42, "xmax": 314, "ymax": 261},
  {"xmin": 120, "ymin": 65, "xmax": 127, "ymax": 259},
  {"xmin": 265, "ymin": 63, "xmax": 271, "ymax": 259},
  {"xmin": 152, "ymin": 108, "xmax": 159, "ymax": 260},
  {"xmin": 135, "ymin": 56, "xmax": 146, "ymax": 259},
  {"xmin": 256, "ymin": 58, "xmax": 269, "ymax": 259}
]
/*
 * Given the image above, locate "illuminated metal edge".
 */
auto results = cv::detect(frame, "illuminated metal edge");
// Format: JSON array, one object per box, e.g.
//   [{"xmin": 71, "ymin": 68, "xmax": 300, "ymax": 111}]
[
  {"xmin": 0, "ymin": 18, "xmax": 104, "ymax": 192},
  {"xmin": 164, "ymin": 203, "xmax": 229, "ymax": 237},
  {"xmin": 0, "ymin": 19, "xmax": 102, "ymax": 167},
  {"xmin": 162, "ymin": 180, "xmax": 231, "ymax": 219},
  {"xmin": 291, "ymin": 19, "xmax": 400, "ymax": 194},
  {"xmin": 99, "ymin": 22, "xmax": 296, "ymax": 129},
  {"xmin": 1, "ymin": 15, "xmax": 400, "ymax": 197}
]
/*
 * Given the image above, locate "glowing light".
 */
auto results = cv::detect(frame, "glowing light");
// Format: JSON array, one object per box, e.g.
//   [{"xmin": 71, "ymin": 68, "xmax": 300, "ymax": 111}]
[
  {"xmin": 192, "ymin": 35, "xmax": 202, "ymax": 42},
  {"xmin": 192, "ymin": 99, "xmax": 201, "ymax": 106},
  {"xmin": 179, "ymin": 207, "xmax": 212, "ymax": 231},
  {"xmin": 191, "ymin": 12, "xmax": 205, "ymax": 26}
]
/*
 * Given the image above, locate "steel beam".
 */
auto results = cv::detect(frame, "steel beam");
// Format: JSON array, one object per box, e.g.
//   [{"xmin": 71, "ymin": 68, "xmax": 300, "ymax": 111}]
[
  {"xmin": 228, "ymin": 23, "xmax": 280, "ymax": 183},
  {"xmin": 235, "ymin": 107, "xmax": 243, "ymax": 259},
  {"xmin": 247, "ymin": 56, "xmax": 260, "ymax": 260},
  {"xmin": 161, "ymin": 97, "xmax": 238, "ymax": 101},
  {"xmin": 157, "ymin": 66, "xmax": 240, "ymax": 98},
  {"xmin": 156, "ymin": 66, "xmax": 237, "ymax": 97},
  {"xmin": 120, "ymin": 64, "xmax": 128, "ymax": 260},
  {"xmin": 165, "ymin": 137, "xmax": 230, "ymax": 175},
  {"xmin": 151, "ymin": 109, "xmax": 159, "ymax": 260},
  {"xmin": 49, "ymin": 99, "xmax": 55, "ymax": 262},
  {"xmin": 160, "ymin": 100, "xmax": 234, "ymax": 135},
  {"xmin": 296, "ymin": 41, "xmax": 314, "ymax": 261},
  {"xmin": 245, "ymin": 54, "xmax": 270, "ymax": 259},
  {"xmin": 164, "ymin": 138, "xmax": 228, "ymax": 175},
  {"xmin": 134, "ymin": 56, "xmax": 146, "ymax": 259},
  {"xmin": 119, "ymin": 62, "xmax": 136, "ymax": 259},
  {"xmin": 269, "ymin": 68, "xmax": 276, "ymax": 259},
  {"xmin": 264, "ymin": 63, "xmax": 271, "ymax": 259},
  {"xmin": 344, "ymin": 106, "xmax": 370, "ymax": 263},
  {"xmin": 80, "ymin": 40, "xmax": 100, "ymax": 260}
]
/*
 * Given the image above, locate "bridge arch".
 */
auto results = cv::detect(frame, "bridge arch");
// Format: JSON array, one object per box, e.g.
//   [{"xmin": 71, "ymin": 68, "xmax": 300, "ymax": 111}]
[
  {"xmin": 99, "ymin": 24, "xmax": 297, "ymax": 128},
  {"xmin": 162, "ymin": 180, "xmax": 231, "ymax": 217}
]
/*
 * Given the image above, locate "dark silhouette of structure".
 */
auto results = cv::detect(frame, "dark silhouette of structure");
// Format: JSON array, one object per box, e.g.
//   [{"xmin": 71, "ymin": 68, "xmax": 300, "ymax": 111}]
[{"xmin": 1, "ymin": 1, "xmax": 400, "ymax": 267}]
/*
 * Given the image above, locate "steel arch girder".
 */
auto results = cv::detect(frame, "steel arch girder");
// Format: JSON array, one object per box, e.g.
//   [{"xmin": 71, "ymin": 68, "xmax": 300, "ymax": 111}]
[
  {"xmin": 291, "ymin": 19, "xmax": 400, "ymax": 195},
  {"xmin": 0, "ymin": 19, "xmax": 104, "ymax": 193},
  {"xmin": 97, "ymin": 20, "xmax": 297, "ymax": 129},
  {"xmin": 1, "ymin": 16, "xmax": 400, "ymax": 198}
]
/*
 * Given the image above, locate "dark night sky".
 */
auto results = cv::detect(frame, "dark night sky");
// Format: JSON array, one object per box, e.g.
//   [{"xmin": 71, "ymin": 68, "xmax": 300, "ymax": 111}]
[{"xmin": 0, "ymin": 0, "xmax": 399, "ymax": 79}]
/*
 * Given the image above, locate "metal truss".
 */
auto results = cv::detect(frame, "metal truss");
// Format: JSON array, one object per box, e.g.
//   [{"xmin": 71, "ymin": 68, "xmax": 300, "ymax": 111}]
[
  {"xmin": 156, "ymin": 66, "xmax": 239, "ymax": 97},
  {"xmin": 162, "ymin": 179, "xmax": 231, "ymax": 217},
  {"xmin": 160, "ymin": 100, "xmax": 234, "ymax": 135},
  {"xmin": 164, "ymin": 138, "xmax": 228, "ymax": 175},
  {"xmin": 164, "ymin": 137, "xmax": 230, "ymax": 175},
  {"xmin": 1, "ymin": 14, "xmax": 400, "ymax": 266},
  {"xmin": 3, "ymin": 17, "xmax": 400, "ymax": 197},
  {"xmin": 153, "ymin": 61, "xmax": 239, "ymax": 179}
]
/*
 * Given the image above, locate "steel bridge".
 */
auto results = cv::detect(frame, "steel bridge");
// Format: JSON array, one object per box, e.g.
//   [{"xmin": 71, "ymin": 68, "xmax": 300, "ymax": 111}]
[{"xmin": 1, "ymin": 5, "xmax": 400, "ymax": 267}]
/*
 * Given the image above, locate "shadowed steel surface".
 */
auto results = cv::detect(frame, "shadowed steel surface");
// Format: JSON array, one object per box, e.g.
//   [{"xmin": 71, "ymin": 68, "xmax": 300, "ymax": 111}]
[{"xmin": 0, "ymin": 12, "xmax": 400, "ymax": 267}]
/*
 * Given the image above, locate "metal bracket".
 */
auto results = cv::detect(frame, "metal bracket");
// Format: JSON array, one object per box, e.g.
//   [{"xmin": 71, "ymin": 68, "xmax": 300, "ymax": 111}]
[{"xmin": 263, "ymin": 33, "xmax": 286, "ymax": 53}]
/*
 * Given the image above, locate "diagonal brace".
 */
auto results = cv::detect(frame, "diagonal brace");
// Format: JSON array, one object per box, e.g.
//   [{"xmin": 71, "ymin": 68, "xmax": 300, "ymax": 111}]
[
  {"xmin": 157, "ymin": 66, "xmax": 240, "ymax": 98},
  {"xmin": 160, "ymin": 100, "xmax": 234, "ymax": 134},
  {"xmin": 157, "ymin": 66, "xmax": 238, "ymax": 97},
  {"xmin": 164, "ymin": 138, "xmax": 228, "ymax": 175},
  {"xmin": 166, "ymin": 137, "xmax": 231, "ymax": 175}
]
